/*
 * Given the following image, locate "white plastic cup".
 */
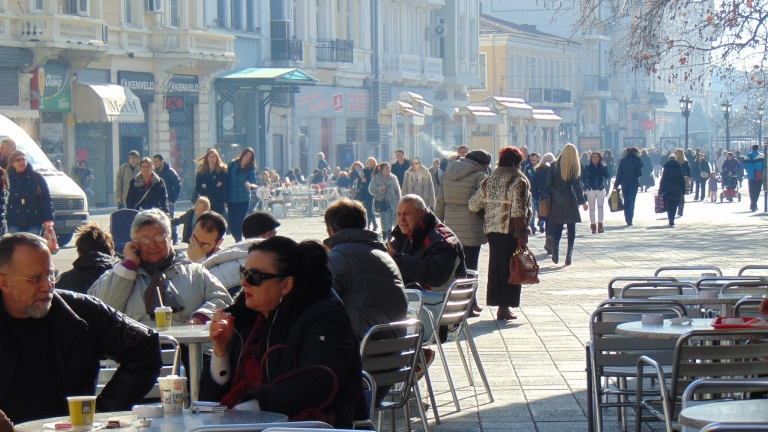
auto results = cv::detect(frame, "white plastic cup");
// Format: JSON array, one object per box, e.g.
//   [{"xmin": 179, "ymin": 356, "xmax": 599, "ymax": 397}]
[{"xmin": 158, "ymin": 375, "xmax": 187, "ymax": 414}]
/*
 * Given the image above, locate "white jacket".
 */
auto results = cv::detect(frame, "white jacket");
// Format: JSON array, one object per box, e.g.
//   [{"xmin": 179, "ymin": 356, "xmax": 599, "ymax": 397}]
[
  {"xmin": 88, "ymin": 254, "xmax": 233, "ymax": 323},
  {"xmin": 203, "ymin": 238, "xmax": 264, "ymax": 289}
]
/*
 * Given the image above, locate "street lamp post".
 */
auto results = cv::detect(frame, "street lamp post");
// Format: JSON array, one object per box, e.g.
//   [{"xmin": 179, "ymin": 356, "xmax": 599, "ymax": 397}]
[
  {"xmin": 722, "ymin": 100, "xmax": 732, "ymax": 151},
  {"xmin": 679, "ymin": 95, "xmax": 692, "ymax": 150},
  {"xmin": 759, "ymin": 105, "xmax": 764, "ymax": 147}
]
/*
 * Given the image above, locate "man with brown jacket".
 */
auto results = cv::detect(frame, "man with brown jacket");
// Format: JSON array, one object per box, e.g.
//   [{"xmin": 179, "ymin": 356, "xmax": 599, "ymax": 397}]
[{"xmin": 115, "ymin": 150, "xmax": 139, "ymax": 208}]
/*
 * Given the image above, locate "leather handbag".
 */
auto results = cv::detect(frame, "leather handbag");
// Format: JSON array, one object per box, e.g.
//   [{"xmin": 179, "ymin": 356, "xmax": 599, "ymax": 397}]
[
  {"xmin": 538, "ymin": 198, "xmax": 550, "ymax": 217},
  {"xmin": 508, "ymin": 245, "xmax": 540, "ymax": 285}
]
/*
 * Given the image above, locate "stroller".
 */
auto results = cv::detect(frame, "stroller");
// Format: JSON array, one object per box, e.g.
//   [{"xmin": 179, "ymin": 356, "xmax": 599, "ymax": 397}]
[{"xmin": 720, "ymin": 171, "xmax": 741, "ymax": 202}]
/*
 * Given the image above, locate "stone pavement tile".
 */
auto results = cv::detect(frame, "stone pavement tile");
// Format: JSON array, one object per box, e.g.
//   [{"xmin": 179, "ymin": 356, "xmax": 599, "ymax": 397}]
[{"xmin": 536, "ymin": 421, "xmax": 590, "ymax": 431}]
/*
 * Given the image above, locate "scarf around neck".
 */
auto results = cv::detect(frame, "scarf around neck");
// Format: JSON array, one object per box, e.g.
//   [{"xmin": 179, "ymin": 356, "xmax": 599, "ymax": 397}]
[{"xmin": 139, "ymin": 249, "xmax": 176, "ymax": 275}]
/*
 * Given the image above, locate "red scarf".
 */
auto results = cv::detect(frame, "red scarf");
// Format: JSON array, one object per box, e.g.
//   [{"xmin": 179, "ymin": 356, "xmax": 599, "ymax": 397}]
[{"xmin": 221, "ymin": 315, "xmax": 266, "ymax": 408}]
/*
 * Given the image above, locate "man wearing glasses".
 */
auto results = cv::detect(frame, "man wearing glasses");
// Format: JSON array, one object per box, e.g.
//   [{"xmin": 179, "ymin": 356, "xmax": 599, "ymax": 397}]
[
  {"xmin": 89, "ymin": 209, "xmax": 232, "ymax": 325},
  {"xmin": 0, "ymin": 233, "xmax": 162, "ymax": 424}
]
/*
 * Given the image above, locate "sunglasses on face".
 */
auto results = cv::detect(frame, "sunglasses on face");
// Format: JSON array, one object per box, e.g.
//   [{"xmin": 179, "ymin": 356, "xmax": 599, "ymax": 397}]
[{"xmin": 239, "ymin": 265, "xmax": 286, "ymax": 286}]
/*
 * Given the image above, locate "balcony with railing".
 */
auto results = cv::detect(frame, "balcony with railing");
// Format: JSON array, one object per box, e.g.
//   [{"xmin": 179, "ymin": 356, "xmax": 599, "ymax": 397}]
[
  {"xmin": 9, "ymin": 13, "xmax": 108, "ymax": 48},
  {"xmin": 632, "ymin": 90, "xmax": 668, "ymax": 108},
  {"xmin": 382, "ymin": 53, "xmax": 421, "ymax": 81},
  {"xmin": 316, "ymin": 39, "xmax": 353, "ymax": 63},
  {"xmin": 151, "ymin": 30, "xmax": 236, "ymax": 58},
  {"xmin": 582, "ymin": 75, "xmax": 611, "ymax": 97},
  {"xmin": 527, "ymin": 88, "xmax": 572, "ymax": 107},
  {"xmin": 422, "ymin": 57, "xmax": 443, "ymax": 82},
  {"xmin": 271, "ymin": 38, "xmax": 303, "ymax": 62}
]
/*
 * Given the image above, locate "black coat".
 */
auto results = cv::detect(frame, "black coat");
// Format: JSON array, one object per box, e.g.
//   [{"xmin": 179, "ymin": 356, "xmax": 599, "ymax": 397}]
[
  {"xmin": 531, "ymin": 165, "xmax": 550, "ymax": 199},
  {"xmin": 659, "ymin": 160, "xmax": 686, "ymax": 200},
  {"xmin": 326, "ymin": 228, "xmax": 408, "ymax": 342},
  {"xmin": 640, "ymin": 154, "xmax": 655, "ymax": 187},
  {"xmin": 546, "ymin": 162, "xmax": 586, "ymax": 224},
  {"xmin": 199, "ymin": 283, "xmax": 367, "ymax": 427},
  {"xmin": 390, "ymin": 160, "xmax": 410, "ymax": 186},
  {"xmin": 0, "ymin": 291, "xmax": 161, "ymax": 422},
  {"xmin": 125, "ymin": 172, "xmax": 169, "ymax": 214},
  {"xmin": 691, "ymin": 159, "xmax": 710, "ymax": 181},
  {"xmin": 195, "ymin": 169, "xmax": 229, "ymax": 214},
  {"xmin": 615, "ymin": 153, "xmax": 643, "ymax": 189},
  {"xmin": 171, "ymin": 208, "xmax": 195, "ymax": 243},
  {"xmin": 57, "ymin": 252, "xmax": 119, "ymax": 294},
  {"xmin": 155, "ymin": 162, "xmax": 181, "ymax": 204},
  {"xmin": 582, "ymin": 162, "xmax": 609, "ymax": 191},
  {"xmin": 7, "ymin": 164, "xmax": 53, "ymax": 229}
]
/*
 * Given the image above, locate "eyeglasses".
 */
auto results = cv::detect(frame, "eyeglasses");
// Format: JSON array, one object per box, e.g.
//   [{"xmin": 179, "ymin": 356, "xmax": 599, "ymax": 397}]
[
  {"xmin": 1, "ymin": 270, "xmax": 60, "ymax": 286},
  {"xmin": 239, "ymin": 265, "xmax": 286, "ymax": 286},
  {"xmin": 137, "ymin": 233, "xmax": 170, "ymax": 245}
]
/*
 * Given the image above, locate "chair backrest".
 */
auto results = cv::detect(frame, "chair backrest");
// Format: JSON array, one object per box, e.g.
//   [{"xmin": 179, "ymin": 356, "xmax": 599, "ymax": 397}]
[
  {"xmin": 733, "ymin": 299, "xmax": 764, "ymax": 318},
  {"xmin": 738, "ymin": 265, "xmax": 768, "ymax": 277},
  {"xmin": 110, "ymin": 209, "xmax": 139, "ymax": 251},
  {"xmin": 189, "ymin": 422, "xmax": 334, "ymax": 432},
  {"xmin": 607, "ymin": 277, "xmax": 677, "ymax": 298},
  {"xmin": 359, "ymin": 319, "xmax": 423, "ymax": 410},
  {"xmin": 97, "ymin": 335, "xmax": 179, "ymax": 398},
  {"xmin": 597, "ymin": 298, "xmax": 688, "ymax": 317},
  {"xmin": 654, "ymin": 265, "xmax": 723, "ymax": 277},
  {"xmin": 719, "ymin": 281, "xmax": 768, "ymax": 296},
  {"xmin": 263, "ymin": 429, "xmax": 358, "ymax": 432},
  {"xmin": 619, "ymin": 282, "xmax": 698, "ymax": 298},
  {"xmin": 590, "ymin": 305, "xmax": 680, "ymax": 372},
  {"xmin": 405, "ymin": 289, "xmax": 424, "ymax": 316},
  {"xmin": 669, "ymin": 329, "xmax": 768, "ymax": 400},
  {"xmin": 434, "ymin": 278, "xmax": 478, "ymax": 329},
  {"xmin": 696, "ymin": 276, "xmax": 767, "ymax": 292}
]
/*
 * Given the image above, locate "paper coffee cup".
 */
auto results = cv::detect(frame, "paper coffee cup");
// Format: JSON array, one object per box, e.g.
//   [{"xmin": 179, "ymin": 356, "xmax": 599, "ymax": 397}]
[
  {"xmin": 67, "ymin": 396, "xmax": 97, "ymax": 431},
  {"xmin": 158, "ymin": 375, "xmax": 187, "ymax": 414},
  {"xmin": 155, "ymin": 307, "xmax": 172, "ymax": 329}
]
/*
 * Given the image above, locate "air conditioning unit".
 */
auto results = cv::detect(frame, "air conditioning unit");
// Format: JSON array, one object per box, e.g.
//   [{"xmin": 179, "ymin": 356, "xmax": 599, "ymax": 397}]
[
  {"xmin": 102, "ymin": 25, "xmax": 109, "ymax": 43},
  {"xmin": 145, "ymin": 0, "xmax": 162, "ymax": 12},
  {"xmin": 428, "ymin": 24, "xmax": 447, "ymax": 38}
]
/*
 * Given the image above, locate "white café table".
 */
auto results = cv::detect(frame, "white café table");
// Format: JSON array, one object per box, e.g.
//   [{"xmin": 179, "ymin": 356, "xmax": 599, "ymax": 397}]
[
  {"xmin": 15, "ymin": 410, "xmax": 288, "ymax": 431},
  {"xmin": 616, "ymin": 318, "xmax": 767, "ymax": 341},
  {"xmin": 649, "ymin": 294, "xmax": 768, "ymax": 316},
  {"xmin": 157, "ymin": 324, "xmax": 210, "ymax": 403},
  {"xmin": 678, "ymin": 399, "xmax": 768, "ymax": 429}
]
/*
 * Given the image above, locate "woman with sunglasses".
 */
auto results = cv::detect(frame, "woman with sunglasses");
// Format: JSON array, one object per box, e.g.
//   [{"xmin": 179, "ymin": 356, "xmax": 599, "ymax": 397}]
[{"xmin": 199, "ymin": 236, "xmax": 367, "ymax": 428}]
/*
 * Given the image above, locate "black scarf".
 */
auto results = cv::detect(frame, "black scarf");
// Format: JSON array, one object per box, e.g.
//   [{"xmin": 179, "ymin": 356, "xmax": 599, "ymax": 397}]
[{"xmin": 139, "ymin": 249, "xmax": 176, "ymax": 275}]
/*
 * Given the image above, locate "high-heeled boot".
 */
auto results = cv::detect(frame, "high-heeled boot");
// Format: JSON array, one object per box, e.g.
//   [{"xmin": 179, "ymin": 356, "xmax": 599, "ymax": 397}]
[
  {"xmin": 590, "ymin": 223, "xmax": 596, "ymax": 234},
  {"xmin": 598, "ymin": 223, "xmax": 604, "ymax": 233},
  {"xmin": 544, "ymin": 235, "xmax": 554, "ymax": 255},
  {"xmin": 552, "ymin": 247, "xmax": 559, "ymax": 264},
  {"xmin": 565, "ymin": 248, "xmax": 573, "ymax": 266}
]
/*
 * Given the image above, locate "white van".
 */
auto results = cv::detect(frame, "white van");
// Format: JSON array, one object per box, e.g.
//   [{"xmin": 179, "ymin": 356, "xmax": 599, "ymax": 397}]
[{"xmin": 0, "ymin": 114, "xmax": 89, "ymax": 246}]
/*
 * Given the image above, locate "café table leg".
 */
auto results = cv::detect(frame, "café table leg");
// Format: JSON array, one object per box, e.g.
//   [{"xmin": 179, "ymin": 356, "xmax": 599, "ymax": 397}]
[
  {"xmin": 307, "ymin": 193, "xmax": 314, "ymax": 217},
  {"xmin": 189, "ymin": 342, "xmax": 202, "ymax": 403}
]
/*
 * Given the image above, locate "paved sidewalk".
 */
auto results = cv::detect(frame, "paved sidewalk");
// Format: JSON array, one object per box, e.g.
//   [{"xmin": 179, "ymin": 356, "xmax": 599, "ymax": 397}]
[{"xmin": 62, "ymin": 187, "xmax": 768, "ymax": 431}]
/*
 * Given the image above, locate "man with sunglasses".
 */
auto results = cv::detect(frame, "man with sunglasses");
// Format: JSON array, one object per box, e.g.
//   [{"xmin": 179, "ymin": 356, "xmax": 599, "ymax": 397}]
[{"xmin": 0, "ymin": 233, "xmax": 162, "ymax": 424}]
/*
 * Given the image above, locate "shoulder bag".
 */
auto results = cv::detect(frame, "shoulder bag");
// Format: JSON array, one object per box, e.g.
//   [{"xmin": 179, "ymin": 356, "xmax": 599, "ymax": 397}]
[
  {"xmin": 374, "ymin": 185, "xmax": 389, "ymax": 213},
  {"xmin": 508, "ymin": 245, "xmax": 539, "ymax": 285}
]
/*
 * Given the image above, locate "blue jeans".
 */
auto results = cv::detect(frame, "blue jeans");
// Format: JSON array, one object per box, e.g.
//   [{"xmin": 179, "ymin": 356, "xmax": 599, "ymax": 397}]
[
  {"xmin": 530, "ymin": 197, "xmax": 540, "ymax": 231},
  {"xmin": 380, "ymin": 210, "xmax": 395, "ymax": 240},
  {"xmin": 9, "ymin": 225, "xmax": 42, "ymax": 235},
  {"xmin": 622, "ymin": 186, "xmax": 639, "ymax": 225},
  {"xmin": 169, "ymin": 204, "xmax": 177, "ymax": 243},
  {"xmin": 227, "ymin": 201, "xmax": 251, "ymax": 242}
]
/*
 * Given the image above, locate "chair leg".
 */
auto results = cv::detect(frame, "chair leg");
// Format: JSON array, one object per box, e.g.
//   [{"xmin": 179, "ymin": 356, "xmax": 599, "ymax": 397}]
[
  {"xmin": 404, "ymin": 400, "xmax": 412, "ymax": 432},
  {"xmin": 619, "ymin": 377, "xmax": 628, "ymax": 432},
  {"xmin": 463, "ymin": 326, "xmax": 493, "ymax": 402},
  {"xmin": 454, "ymin": 336, "xmax": 474, "ymax": 386},
  {"xmin": 389, "ymin": 407, "xmax": 395, "ymax": 432},
  {"xmin": 376, "ymin": 409, "xmax": 383, "ymax": 432},
  {"xmin": 412, "ymin": 381, "xmax": 431, "ymax": 432},
  {"xmin": 420, "ymin": 350, "xmax": 441, "ymax": 425},
  {"xmin": 434, "ymin": 340, "xmax": 461, "ymax": 411}
]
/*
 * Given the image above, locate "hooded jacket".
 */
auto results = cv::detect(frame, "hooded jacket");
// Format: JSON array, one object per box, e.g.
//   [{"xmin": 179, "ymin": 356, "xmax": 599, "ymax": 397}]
[
  {"xmin": 198, "ymin": 273, "xmax": 367, "ymax": 428},
  {"xmin": 326, "ymin": 228, "xmax": 408, "ymax": 341},
  {"xmin": 0, "ymin": 291, "xmax": 161, "ymax": 423},
  {"xmin": 7, "ymin": 163, "xmax": 54, "ymax": 229},
  {"xmin": 126, "ymin": 171, "xmax": 169, "ymax": 214},
  {"xmin": 88, "ymin": 252, "xmax": 233, "ymax": 323},
  {"xmin": 435, "ymin": 159, "xmax": 488, "ymax": 247},
  {"xmin": 659, "ymin": 159, "xmax": 686, "ymax": 199},
  {"xmin": 204, "ymin": 238, "xmax": 264, "ymax": 294},
  {"xmin": 155, "ymin": 162, "xmax": 181, "ymax": 204},
  {"xmin": 744, "ymin": 150, "xmax": 765, "ymax": 180},
  {"xmin": 389, "ymin": 210, "xmax": 467, "ymax": 290},
  {"xmin": 57, "ymin": 252, "xmax": 120, "ymax": 294}
]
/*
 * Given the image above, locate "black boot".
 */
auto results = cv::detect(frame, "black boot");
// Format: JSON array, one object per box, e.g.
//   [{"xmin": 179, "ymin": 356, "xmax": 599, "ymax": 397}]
[
  {"xmin": 565, "ymin": 248, "xmax": 573, "ymax": 266},
  {"xmin": 552, "ymin": 247, "xmax": 559, "ymax": 264},
  {"xmin": 544, "ymin": 235, "xmax": 554, "ymax": 255}
]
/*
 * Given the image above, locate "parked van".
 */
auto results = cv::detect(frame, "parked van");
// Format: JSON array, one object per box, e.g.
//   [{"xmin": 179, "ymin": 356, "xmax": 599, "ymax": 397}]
[{"xmin": 0, "ymin": 114, "xmax": 88, "ymax": 246}]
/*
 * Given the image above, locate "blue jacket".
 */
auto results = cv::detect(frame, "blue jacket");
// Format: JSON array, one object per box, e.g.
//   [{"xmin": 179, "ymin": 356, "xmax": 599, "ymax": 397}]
[
  {"xmin": 7, "ymin": 164, "xmax": 53, "ymax": 229},
  {"xmin": 744, "ymin": 151, "xmax": 765, "ymax": 180},
  {"xmin": 226, "ymin": 161, "xmax": 257, "ymax": 203}
]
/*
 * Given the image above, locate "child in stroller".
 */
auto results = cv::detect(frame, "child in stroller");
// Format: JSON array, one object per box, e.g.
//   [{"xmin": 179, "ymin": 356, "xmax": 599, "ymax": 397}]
[
  {"xmin": 720, "ymin": 152, "xmax": 742, "ymax": 202},
  {"xmin": 708, "ymin": 172, "xmax": 720, "ymax": 202}
]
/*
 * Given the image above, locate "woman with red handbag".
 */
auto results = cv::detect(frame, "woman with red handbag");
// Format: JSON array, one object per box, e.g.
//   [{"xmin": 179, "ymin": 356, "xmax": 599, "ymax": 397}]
[{"xmin": 469, "ymin": 147, "xmax": 532, "ymax": 321}]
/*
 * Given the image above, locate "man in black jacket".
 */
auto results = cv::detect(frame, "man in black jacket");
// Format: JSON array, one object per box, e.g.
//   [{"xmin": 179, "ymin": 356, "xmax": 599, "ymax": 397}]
[
  {"xmin": 613, "ymin": 147, "xmax": 643, "ymax": 226},
  {"xmin": 324, "ymin": 198, "xmax": 407, "ymax": 341},
  {"xmin": 154, "ymin": 154, "xmax": 182, "ymax": 243},
  {"xmin": 0, "ymin": 233, "xmax": 162, "ymax": 424},
  {"xmin": 390, "ymin": 149, "xmax": 410, "ymax": 186},
  {"xmin": 57, "ymin": 222, "xmax": 119, "ymax": 294}
]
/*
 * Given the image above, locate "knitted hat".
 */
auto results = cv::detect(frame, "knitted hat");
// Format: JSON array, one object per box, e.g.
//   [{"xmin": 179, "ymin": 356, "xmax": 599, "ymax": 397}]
[
  {"xmin": 466, "ymin": 149, "xmax": 492, "ymax": 166},
  {"xmin": 7, "ymin": 150, "xmax": 26, "ymax": 166},
  {"xmin": 242, "ymin": 212, "xmax": 281, "ymax": 239}
]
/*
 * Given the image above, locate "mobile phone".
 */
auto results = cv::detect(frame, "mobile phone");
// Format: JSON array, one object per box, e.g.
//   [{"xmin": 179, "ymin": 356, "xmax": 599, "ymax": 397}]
[{"xmin": 132, "ymin": 248, "xmax": 141, "ymax": 257}]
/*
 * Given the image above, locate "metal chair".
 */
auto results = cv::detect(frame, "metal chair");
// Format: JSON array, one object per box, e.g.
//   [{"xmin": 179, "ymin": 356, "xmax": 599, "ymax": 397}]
[
  {"xmin": 360, "ymin": 319, "xmax": 429, "ymax": 432},
  {"xmin": 682, "ymin": 379, "xmax": 768, "ymax": 432},
  {"xmin": 263, "ymin": 429, "xmax": 358, "ymax": 432},
  {"xmin": 635, "ymin": 328, "xmax": 768, "ymax": 432},
  {"xmin": 607, "ymin": 277, "xmax": 678, "ymax": 298},
  {"xmin": 596, "ymin": 298, "xmax": 688, "ymax": 318},
  {"xmin": 654, "ymin": 265, "xmax": 723, "ymax": 277},
  {"xmin": 719, "ymin": 281, "xmax": 768, "ymax": 296},
  {"xmin": 404, "ymin": 289, "xmax": 441, "ymax": 425},
  {"xmin": 695, "ymin": 276, "xmax": 767, "ymax": 293},
  {"xmin": 733, "ymin": 298, "xmax": 764, "ymax": 318},
  {"xmin": 110, "ymin": 208, "xmax": 138, "ymax": 255},
  {"xmin": 97, "ymin": 335, "xmax": 180, "ymax": 399},
  {"xmin": 589, "ymin": 304, "xmax": 682, "ymax": 432},
  {"xmin": 737, "ymin": 265, "xmax": 768, "ymax": 277},
  {"xmin": 189, "ymin": 422, "xmax": 333, "ymax": 432},
  {"xmin": 619, "ymin": 282, "xmax": 698, "ymax": 298}
]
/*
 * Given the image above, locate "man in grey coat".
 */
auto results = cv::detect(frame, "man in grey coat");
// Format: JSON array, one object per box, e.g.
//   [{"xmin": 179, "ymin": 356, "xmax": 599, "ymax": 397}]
[{"xmin": 324, "ymin": 198, "xmax": 407, "ymax": 342}]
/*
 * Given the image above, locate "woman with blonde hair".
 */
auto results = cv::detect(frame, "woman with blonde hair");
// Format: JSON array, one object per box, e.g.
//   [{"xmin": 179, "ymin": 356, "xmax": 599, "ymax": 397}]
[
  {"xmin": 674, "ymin": 148, "xmax": 692, "ymax": 216},
  {"xmin": 195, "ymin": 148, "xmax": 229, "ymax": 215},
  {"xmin": 545, "ymin": 143, "xmax": 587, "ymax": 266},
  {"xmin": 402, "ymin": 157, "xmax": 436, "ymax": 208},
  {"xmin": 361, "ymin": 157, "xmax": 378, "ymax": 231}
]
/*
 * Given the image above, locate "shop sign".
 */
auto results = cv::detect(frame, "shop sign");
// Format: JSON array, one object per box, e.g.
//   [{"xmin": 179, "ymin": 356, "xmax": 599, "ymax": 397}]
[
  {"xmin": 118, "ymin": 71, "xmax": 154, "ymax": 102},
  {"xmin": 167, "ymin": 75, "xmax": 199, "ymax": 104},
  {"xmin": 31, "ymin": 63, "xmax": 71, "ymax": 112},
  {"xmin": 640, "ymin": 120, "xmax": 655, "ymax": 130},
  {"xmin": 166, "ymin": 97, "xmax": 184, "ymax": 110},
  {"xmin": 295, "ymin": 86, "xmax": 370, "ymax": 117}
]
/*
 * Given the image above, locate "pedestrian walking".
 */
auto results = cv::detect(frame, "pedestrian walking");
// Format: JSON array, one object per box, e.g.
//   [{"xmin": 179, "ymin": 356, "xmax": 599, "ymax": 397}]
[
  {"xmin": 613, "ymin": 147, "xmax": 642, "ymax": 226},
  {"xmin": 429, "ymin": 158, "xmax": 441, "ymax": 192},
  {"xmin": 546, "ymin": 143, "xmax": 587, "ymax": 265},
  {"xmin": 115, "ymin": 150, "xmax": 139, "ymax": 209},
  {"xmin": 674, "ymin": 149, "xmax": 691, "ymax": 216},
  {"xmin": 691, "ymin": 152, "xmax": 711, "ymax": 201},
  {"xmin": 226, "ymin": 147, "xmax": 257, "ymax": 242},
  {"xmin": 735, "ymin": 150, "xmax": 745, "ymax": 187},
  {"xmin": 468, "ymin": 146, "xmax": 531, "ymax": 320},
  {"xmin": 603, "ymin": 150, "xmax": 615, "ymax": 191},
  {"xmin": 194, "ymin": 148, "xmax": 229, "ymax": 216},
  {"xmin": 659, "ymin": 155, "xmax": 686, "ymax": 227},
  {"xmin": 639, "ymin": 149, "xmax": 655, "ymax": 192},
  {"xmin": 125, "ymin": 157, "xmax": 169, "ymax": 214},
  {"xmin": 368, "ymin": 162, "xmax": 401, "ymax": 240},
  {"xmin": 743, "ymin": 144, "xmax": 765, "ymax": 211},
  {"xmin": 390, "ymin": 148, "xmax": 410, "ymax": 186},
  {"xmin": 402, "ymin": 157, "xmax": 436, "ymax": 209},
  {"xmin": 524, "ymin": 153, "xmax": 539, "ymax": 232},
  {"xmin": 361, "ymin": 158, "xmax": 378, "ymax": 231},
  {"xmin": 153, "ymin": 154, "xmax": 181, "ymax": 242},
  {"xmin": 73, "ymin": 160, "xmax": 94, "ymax": 205},
  {"xmin": 348, "ymin": 161, "xmax": 364, "ymax": 198},
  {"xmin": 532, "ymin": 153, "xmax": 554, "ymax": 237},
  {"xmin": 582, "ymin": 152, "xmax": 609, "ymax": 234},
  {"xmin": 6, "ymin": 150, "xmax": 52, "ymax": 235}
]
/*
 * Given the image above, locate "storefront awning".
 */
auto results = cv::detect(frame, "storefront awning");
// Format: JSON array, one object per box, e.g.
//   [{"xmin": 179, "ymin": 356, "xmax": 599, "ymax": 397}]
[
  {"xmin": 217, "ymin": 68, "xmax": 318, "ymax": 85},
  {"xmin": 531, "ymin": 109, "xmax": 562, "ymax": 128},
  {"xmin": 487, "ymin": 96, "xmax": 533, "ymax": 118},
  {"xmin": 73, "ymin": 83, "xmax": 145, "ymax": 123},
  {"xmin": 454, "ymin": 105, "xmax": 503, "ymax": 125},
  {"xmin": 0, "ymin": 107, "xmax": 39, "ymax": 119}
]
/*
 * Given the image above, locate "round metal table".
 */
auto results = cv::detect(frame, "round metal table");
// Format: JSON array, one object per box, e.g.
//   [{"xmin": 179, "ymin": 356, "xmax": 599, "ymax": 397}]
[
  {"xmin": 157, "ymin": 324, "xmax": 211, "ymax": 402},
  {"xmin": 15, "ymin": 410, "xmax": 288, "ymax": 431},
  {"xmin": 615, "ymin": 318, "xmax": 717, "ymax": 339},
  {"xmin": 679, "ymin": 399, "xmax": 768, "ymax": 429}
]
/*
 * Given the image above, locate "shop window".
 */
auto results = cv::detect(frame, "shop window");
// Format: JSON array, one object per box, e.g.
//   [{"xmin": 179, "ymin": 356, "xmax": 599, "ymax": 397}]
[
  {"xmin": 471, "ymin": 52, "xmax": 486, "ymax": 90},
  {"xmin": 0, "ymin": 68, "xmax": 19, "ymax": 106},
  {"xmin": 68, "ymin": 0, "xmax": 89, "ymax": 16},
  {"xmin": 35, "ymin": 0, "xmax": 43, "ymax": 11},
  {"xmin": 124, "ymin": 0, "xmax": 133, "ymax": 25}
]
